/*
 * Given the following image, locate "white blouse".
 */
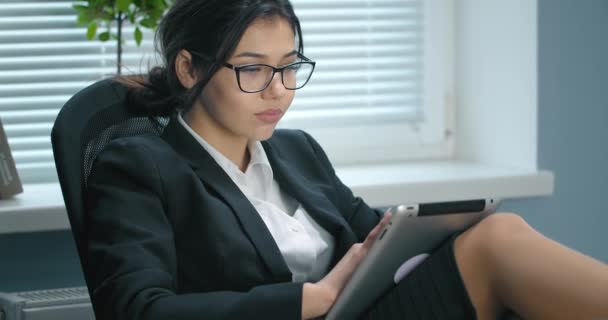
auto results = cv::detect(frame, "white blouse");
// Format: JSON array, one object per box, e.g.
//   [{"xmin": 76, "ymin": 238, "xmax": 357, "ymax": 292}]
[{"xmin": 178, "ymin": 114, "xmax": 335, "ymax": 282}]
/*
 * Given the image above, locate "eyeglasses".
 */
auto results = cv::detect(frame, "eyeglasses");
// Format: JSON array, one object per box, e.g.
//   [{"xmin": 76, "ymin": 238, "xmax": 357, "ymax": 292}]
[
  {"xmin": 222, "ymin": 53, "xmax": 316, "ymax": 93},
  {"xmin": 189, "ymin": 50, "xmax": 315, "ymax": 93}
]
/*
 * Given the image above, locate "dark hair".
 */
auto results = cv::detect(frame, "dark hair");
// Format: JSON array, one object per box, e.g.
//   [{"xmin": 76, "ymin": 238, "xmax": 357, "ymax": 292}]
[{"xmin": 121, "ymin": 0, "xmax": 304, "ymax": 116}]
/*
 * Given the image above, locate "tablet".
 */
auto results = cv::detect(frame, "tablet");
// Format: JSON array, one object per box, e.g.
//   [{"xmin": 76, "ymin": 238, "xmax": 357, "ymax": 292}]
[{"xmin": 325, "ymin": 198, "xmax": 500, "ymax": 320}]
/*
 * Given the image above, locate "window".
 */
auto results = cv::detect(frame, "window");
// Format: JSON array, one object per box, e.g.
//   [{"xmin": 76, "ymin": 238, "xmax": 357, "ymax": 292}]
[
  {"xmin": 287, "ymin": 0, "xmax": 453, "ymax": 165},
  {"xmin": 0, "ymin": 0, "xmax": 453, "ymax": 184},
  {"xmin": 0, "ymin": 0, "xmax": 551, "ymax": 234}
]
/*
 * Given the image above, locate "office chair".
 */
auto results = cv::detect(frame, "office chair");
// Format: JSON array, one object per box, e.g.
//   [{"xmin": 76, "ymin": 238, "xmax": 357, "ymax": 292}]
[{"xmin": 51, "ymin": 78, "xmax": 169, "ymax": 294}]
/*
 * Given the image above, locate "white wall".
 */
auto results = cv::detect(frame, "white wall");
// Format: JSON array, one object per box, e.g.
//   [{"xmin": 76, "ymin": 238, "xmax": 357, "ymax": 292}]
[{"xmin": 454, "ymin": 0, "xmax": 538, "ymax": 171}]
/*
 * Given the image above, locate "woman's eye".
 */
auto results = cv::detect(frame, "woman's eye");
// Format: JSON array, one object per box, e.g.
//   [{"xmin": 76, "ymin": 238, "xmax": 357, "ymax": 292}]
[
  {"xmin": 241, "ymin": 66, "xmax": 262, "ymax": 73},
  {"xmin": 286, "ymin": 64, "xmax": 301, "ymax": 72}
]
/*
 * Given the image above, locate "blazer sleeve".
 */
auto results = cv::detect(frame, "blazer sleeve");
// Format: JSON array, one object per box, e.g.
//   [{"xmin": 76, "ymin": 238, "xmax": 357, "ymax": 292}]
[
  {"xmin": 85, "ymin": 138, "xmax": 303, "ymax": 320},
  {"xmin": 300, "ymin": 131, "xmax": 384, "ymax": 242}
]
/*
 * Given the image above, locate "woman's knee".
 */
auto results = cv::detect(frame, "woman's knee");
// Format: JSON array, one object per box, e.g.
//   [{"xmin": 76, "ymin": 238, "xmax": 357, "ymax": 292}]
[
  {"xmin": 467, "ymin": 213, "xmax": 533, "ymax": 252},
  {"xmin": 452, "ymin": 214, "xmax": 529, "ymax": 317}
]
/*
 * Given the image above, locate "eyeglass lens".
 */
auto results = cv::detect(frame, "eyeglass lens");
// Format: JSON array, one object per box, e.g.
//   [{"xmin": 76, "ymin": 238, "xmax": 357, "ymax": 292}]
[{"xmin": 238, "ymin": 62, "xmax": 314, "ymax": 92}]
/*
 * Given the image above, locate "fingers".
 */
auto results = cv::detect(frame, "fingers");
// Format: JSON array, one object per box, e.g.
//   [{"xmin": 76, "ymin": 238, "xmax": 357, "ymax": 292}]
[
  {"xmin": 362, "ymin": 212, "xmax": 392, "ymax": 250},
  {"xmin": 370, "ymin": 212, "xmax": 392, "ymax": 239}
]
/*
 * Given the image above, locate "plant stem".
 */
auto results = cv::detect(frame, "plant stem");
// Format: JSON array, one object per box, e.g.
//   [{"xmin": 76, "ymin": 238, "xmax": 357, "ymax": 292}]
[{"xmin": 116, "ymin": 11, "xmax": 123, "ymax": 75}]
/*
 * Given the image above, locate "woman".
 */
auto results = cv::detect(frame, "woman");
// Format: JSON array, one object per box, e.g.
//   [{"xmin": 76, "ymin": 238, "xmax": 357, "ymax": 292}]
[{"xmin": 84, "ymin": 0, "xmax": 608, "ymax": 319}]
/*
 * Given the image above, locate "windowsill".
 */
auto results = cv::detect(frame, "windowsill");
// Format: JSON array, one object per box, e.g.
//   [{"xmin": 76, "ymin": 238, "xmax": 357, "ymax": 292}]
[
  {"xmin": 337, "ymin": 160, "xmax": 554, "ymax": 206},
  {"xmin": 0, "ymin": 160, "xmax": 554, "ymax": 234}
]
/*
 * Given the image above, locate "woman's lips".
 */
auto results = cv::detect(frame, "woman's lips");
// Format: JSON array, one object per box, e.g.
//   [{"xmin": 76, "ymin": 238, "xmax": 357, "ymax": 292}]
[{"xmin": 255, "ymin": 108, "xmax": 283, "ymax": 124}]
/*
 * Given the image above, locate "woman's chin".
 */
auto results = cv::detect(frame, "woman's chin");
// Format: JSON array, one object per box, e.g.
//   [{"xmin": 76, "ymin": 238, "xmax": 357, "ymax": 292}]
[{"xmin": 254, "ymin": 126, "xmax": 277, "ymax": 141}]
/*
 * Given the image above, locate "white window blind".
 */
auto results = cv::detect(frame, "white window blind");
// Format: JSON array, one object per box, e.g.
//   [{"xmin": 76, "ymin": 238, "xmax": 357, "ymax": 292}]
[
  {"xmin": 285, "ymin": 0, "xmax": 423, "ymax": 128},
  {"xmin": 0, "ymin": 0, "xmax": 451, "ymax": 184},
  {"xmin": 0, "ymin": 0, "xmax": 154, "ymax": 184}
]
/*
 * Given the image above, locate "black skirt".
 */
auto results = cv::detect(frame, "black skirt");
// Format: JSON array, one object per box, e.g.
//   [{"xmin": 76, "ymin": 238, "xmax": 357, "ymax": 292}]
[{"xmin": 362, "ymin": 234, "xmax": 477, "ymax": 320}]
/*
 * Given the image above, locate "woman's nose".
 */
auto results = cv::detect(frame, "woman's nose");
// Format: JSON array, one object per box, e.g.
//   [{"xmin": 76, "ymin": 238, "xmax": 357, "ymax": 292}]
[{"xmin": 263, "ymin": 71, "xmax": 287, "ymax": 99}]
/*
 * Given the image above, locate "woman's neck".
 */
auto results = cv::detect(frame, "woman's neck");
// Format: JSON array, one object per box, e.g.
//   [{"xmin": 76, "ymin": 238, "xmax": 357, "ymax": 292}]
[{"xmin": 183, "ymin": 109, "xmax": 251, "ymax": 172}]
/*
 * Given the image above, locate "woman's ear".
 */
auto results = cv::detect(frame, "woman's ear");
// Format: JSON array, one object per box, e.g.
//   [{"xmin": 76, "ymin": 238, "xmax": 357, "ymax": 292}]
[{"xmin": 175, "ymin": 50, "xmax": 198, "ymax": 89}]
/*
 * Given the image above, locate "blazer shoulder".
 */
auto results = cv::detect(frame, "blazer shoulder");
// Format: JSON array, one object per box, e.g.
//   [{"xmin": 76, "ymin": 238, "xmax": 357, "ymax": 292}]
[
  {"xmin": 99, "ymin": 134, "xmax": 175, "ymax": 157},
  {"xmin": 266, "ymin": 129, "xmax": 315, "ymax": 155},
  {"xmin": 264, "ymin": 129, "xmax": 338, "ymax": 180},
  {"xmin": 268, "ymin": 128, "xmax": 308, "ymax": 143},
  {"xmin": 91, "ymin": 134, "xmax": 183, "ymax": 174}
]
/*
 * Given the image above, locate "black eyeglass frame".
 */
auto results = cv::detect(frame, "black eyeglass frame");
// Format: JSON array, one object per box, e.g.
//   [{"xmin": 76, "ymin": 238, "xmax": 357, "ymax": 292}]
[{"xmin": 221, "ymin": 53, "xmax": 316, "ymax": 93}]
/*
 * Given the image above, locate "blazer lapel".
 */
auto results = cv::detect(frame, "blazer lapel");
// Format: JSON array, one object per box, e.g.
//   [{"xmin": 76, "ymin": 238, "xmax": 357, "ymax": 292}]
[
  {"xmin": 262, "ymin": 141, "xmax": 358, "ymax": 265},
  {"xmin": 161, "ymin": 117, "xmax": 292, "ymax": 282}
]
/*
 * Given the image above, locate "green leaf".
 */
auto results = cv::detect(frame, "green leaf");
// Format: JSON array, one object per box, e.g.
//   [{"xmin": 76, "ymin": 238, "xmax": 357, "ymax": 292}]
[
  {"xmin": 102, "ymin": 6, "xmax": 115, "ymax": 19},
  {"xmin": 101, "ymin": 11, "xmax": 114, "ymax": 21},
  {"xmin": 75, "ymin": 6, "xmax": 96, "ymax": 25},
  {"xmin": 86, "ymin": 22, "xmax": 98, "ymax": 40},
  {"xmin": 139, "ymin": 17, "xmax": 156, "ymax": 28},
  {"xmin": 72, "ymin": 4, "xmax": 89, "ymax": 13},
  {"xmin": 151, "ymin": 9, "xmax": 163, "ymax": 20},
  {"xmin": 116, "ymin": 0, "xmax": 132, "ymax": 12},
  {"xmin": 148, "ymin": 0, "xmax": 164, "ymax": 13},
  {"xmin": 134, "ymin": 27, "xmax": 143, "ymax": 46},
  {"xmin": 76, "ymin": 14, "xmax": 91, "ymax": 26},
  {"xmin": 98, "ymin": 31, "xmax": 110, "ymax": 41}
]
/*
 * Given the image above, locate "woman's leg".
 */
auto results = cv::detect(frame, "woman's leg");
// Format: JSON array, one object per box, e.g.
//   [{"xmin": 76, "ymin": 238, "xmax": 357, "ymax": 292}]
[{"xmin": 454, "ymin": 213, "xmax": 608, "ymax": 320}]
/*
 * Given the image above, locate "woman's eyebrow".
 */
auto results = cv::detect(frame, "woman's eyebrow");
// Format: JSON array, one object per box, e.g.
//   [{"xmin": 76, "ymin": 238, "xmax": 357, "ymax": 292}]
[
  {"xmin": 283, "ymin": 50, "xmax": 298, "ymax": 57},
  {"xmin": 233, "ymin": 50, "xmax": 298, "ymax": 59}
]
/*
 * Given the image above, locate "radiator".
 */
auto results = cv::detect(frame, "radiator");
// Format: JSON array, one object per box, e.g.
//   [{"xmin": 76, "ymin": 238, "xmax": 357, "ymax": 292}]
[{"xmin": 0, "ymin": 287, "xmax": 94, "ymax": 320}]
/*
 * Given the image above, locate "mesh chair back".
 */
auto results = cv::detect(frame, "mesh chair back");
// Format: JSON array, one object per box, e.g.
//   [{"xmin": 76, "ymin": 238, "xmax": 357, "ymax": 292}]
[{"xmin": 51, "ymin": 79, "xmax": 169, "ymax": 273}]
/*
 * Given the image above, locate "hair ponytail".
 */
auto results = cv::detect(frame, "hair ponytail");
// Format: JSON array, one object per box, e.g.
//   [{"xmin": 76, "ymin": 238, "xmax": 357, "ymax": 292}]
[{"xmin": 114, "ymin": 66, "xmax": 180, "ymax": 116}]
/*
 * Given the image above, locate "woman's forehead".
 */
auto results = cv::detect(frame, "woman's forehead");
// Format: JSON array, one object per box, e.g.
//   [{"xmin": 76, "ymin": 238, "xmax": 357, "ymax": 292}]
[{"xmin": 232, "ymin": 17, "xmax": 296, "ymax": 59}]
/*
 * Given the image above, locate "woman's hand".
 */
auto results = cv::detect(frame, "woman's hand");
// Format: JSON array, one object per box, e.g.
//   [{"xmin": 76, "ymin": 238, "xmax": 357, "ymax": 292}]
[
  {"xmin": 319, "ymin": 211, "xmax": 392, "ymax": 301},
  {"xmin": 301, "ymin": 212, "xmax": 392, "ymax": 319}
]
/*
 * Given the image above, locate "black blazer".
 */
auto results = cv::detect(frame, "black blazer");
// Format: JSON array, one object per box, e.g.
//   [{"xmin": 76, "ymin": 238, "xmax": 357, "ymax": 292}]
[{"xmin": 84, "ymin": 117, "xmax": 382, "ymax": 320}]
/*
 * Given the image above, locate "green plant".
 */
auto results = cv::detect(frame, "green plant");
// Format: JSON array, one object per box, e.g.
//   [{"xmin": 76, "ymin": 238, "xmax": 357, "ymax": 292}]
[{"xmin": 73, "ymin": 0, "xmax": 173, "ymax": 75}]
